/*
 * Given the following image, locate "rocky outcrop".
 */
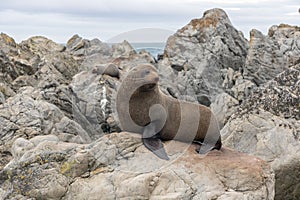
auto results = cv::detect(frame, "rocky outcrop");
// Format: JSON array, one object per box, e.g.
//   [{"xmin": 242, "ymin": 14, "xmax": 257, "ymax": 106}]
[
  {"xmin": 2, "ymin": 7, "xmax": 300, "ymax": 199},
  {"xmin": 244, "ymin": 25, "xmax": 300, "ymax": 86},
  {"xmin": 0, "ymin": 28, "xmax": 276, "ymax": 198},
  {"xmin": 221, "ymin": 24, "xmax": 300, "ymax": 200},
  {"xmin": 240, "ymin": 64, "xmax": 300, "ymax": 120},
  {"xmin": 162, "ymin": 8, "xmax": 248, "ymax": 105},
  {"xmin": 160, "ymin": 10, "xmax": 300, "ymax": 199},
  {"xmin": 159, "ymin": 10, "xmax": 300, "ymax": 126},
  {"xmin": 1, "ymin": 133, "xmax": 274, "ymax": 200},
  {"xmin": 66, "ymin": 34, "xmax": 111, "ymax": 59},
  {"xmin": 0, "ymin": 33, "xmax": 40, "ymax": 92},
  {"xmin": 222, "ymin": 64, "xmax": 300, "ymax": 200}
]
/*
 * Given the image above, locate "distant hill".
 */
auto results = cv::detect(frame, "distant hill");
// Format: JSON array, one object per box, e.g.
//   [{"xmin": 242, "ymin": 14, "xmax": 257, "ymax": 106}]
[{"xmin": 106, "ymin": 28, "xmax": 174, "ymax": 43}]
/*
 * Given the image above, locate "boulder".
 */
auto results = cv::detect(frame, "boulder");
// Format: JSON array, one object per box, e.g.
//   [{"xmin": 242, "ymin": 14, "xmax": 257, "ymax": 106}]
[
  {"xmin": 0, "ymin": 34, "xmax": 40, "ymax": 86},
  {"xmin": 244, "ymin": 25, "xmax": 300, "ymax": 86},
  {"xmin": 69, "ymin": 69, "xmax": 119, "ymax": 134},
  {"xmin": 162, "ymin": 8, "xmax": 248, "ymax": 104},
  {"xmin": 222, "ymin": 64, "xmax": 300, "ymax": 200},
  {"xmin": 66, "ymin": 34, "xmax": 111, "ymax": 58},
  {"xmin": 111, "ymin": 40, "xmax": 137, "ymax": 58},
  {"xmin": 0, "ymin": 87, "xmax": 93, "ymax": 156},
  {"xmin": 0, "ymin": 132, "xmax": 275, "ymax": 200},
  {"xmin": 20, "ymin": 36, "xmax": 66, "ymax": 56}
]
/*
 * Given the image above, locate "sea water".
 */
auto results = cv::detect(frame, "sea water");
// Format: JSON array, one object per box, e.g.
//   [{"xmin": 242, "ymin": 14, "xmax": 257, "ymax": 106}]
[{"xmin": 131, "ymin": 43, "xmax": 165, "ymax": 58}]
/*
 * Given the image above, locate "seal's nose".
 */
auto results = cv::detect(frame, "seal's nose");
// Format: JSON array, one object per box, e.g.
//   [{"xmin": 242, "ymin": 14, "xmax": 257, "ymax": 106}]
[{"xmin": 151, "ymin": 70, "xmax": 159, "ymax": 82}]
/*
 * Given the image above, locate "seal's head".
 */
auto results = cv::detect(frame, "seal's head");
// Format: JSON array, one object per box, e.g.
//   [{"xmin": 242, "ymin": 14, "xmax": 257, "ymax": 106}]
[{"xmin": 126, "ymin": 64, "xmax": 159, "ymax": 92}]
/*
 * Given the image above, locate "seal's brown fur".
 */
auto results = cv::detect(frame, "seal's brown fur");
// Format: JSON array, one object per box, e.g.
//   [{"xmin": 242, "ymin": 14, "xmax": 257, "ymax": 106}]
[{"xmin": 117, "ymin": 64, "xmax": 222, "ymax": 156}]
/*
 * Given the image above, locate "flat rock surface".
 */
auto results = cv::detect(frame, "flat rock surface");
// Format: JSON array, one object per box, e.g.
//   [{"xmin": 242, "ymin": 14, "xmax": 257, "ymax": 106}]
[{"xmin": 1, "ymin": 132, "xmax": 274, "ymax": 200}]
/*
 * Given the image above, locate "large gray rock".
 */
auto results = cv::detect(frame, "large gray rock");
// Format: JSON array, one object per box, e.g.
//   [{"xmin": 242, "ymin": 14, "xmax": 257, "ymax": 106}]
[
  {"xmin": 244, "ymin": 24, "xmax": 300, "ymax": 86},
  {"xmin": 20, "ymin": 36, "xmax": 79, "ymax": 87},
  {"xmin": 111, "ymin": 40, "xmax": 136, "ymax": 58},
  {"xmin": 1, "ymin": 132, "xmax": 275, "ymax": 200},
  {"xmin": 0, "ymin": 33, "xmax": 41, "ymax": 88},
  {"xmin": 66, "ymin": 34, "xmax": 112, "ymax": 58},
  {"xmin": 0, "ymin": 34, "xmax": 80, "ymax": 95},
  {"xmin": 0, "ymin": 87, "xmax": 92, "ymax": 148},
  {"xmin": 222, "ymin": 65, "xmax": 300, "ymax": 200},
  {"xmin": 69, "ymin": 69, "xmax": 119, "ymax": 134},
  {"xmin": 162, "ymin": 8, "xmax": 248, "ymax": 104},
  {"xmin": 240, "ymin": 64, "xmax": 300, "ymax": 120},
  {"xmin": 67, "ymin": 35, "xmax": 142, "ymax": 71}
]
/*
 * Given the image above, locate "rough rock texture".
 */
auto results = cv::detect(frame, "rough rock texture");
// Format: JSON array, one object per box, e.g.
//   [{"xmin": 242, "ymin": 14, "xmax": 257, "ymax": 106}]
[
  {"xmin": 0, "ymin": 34, "xmax": 114, "ymax": 172},
  {"xmin": 1, "ymin": 133, "xmax": 274, "ymax": 200},
  {"xmin": 227, "ymin": 24, "xmax": 300, "ymax": 199},
  {"xmin": 2, "ymin": 7, "xmax": 300, "ymax": 199},
  {"xmin": 244, "ymin": 25, "xmax": 300, "ymax": 86},
  {"xmin": 159, "ymin": 10, "xmax": 300, "ymax": 199},
  {"xmin": 211, "ymin": 92, "xmax": 239, "ymax": 129},
  {"xmin": 240, "ymin": 64, "xmax": 300, "ymax": 120},
  {"xmin": 162, "ymin": 8, "xmax": 248, "ymax": 105},
  {"xmin": 222, "ymin": 64, "xmax": 300, "ymax": 200}
]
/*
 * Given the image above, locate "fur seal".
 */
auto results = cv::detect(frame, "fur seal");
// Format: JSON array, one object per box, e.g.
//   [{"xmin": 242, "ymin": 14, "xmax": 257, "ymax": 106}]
[{"xmin": 116, "ymin": 64, "xmax": 222, "ymax": 160}]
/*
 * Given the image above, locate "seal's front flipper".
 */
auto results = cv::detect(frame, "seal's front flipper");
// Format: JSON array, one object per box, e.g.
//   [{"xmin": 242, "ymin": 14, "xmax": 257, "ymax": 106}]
[
  {"xmin": 142, "ymin": 137, "xmax": 170, "ymax": 160},
  {"xmin": 142, "ymin": 119, "xmax": 169, "ymax": 160}
]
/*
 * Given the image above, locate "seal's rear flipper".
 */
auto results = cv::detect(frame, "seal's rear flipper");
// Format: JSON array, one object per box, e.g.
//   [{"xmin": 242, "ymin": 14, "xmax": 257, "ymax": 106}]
[
  {"xmin": 195, "ymin": 145, "xmax": 214, "ymax": 154},
  {"xmin": 195, "ymin": 136, "xmax": 222, "ymax": 154},
  {"xmin": 142, "ymin": 138, "xmax": 170, "ymax": 160}
]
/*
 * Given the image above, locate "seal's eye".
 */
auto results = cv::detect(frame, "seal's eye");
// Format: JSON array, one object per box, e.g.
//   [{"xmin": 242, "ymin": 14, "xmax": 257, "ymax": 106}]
[{"xmin": 143, "ymin": 70, "xmax": 151, "ymax": 77}]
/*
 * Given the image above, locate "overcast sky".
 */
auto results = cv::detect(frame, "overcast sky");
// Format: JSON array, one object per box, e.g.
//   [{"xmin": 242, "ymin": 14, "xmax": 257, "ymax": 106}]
[{"xmin": 0, "ymin": 0, "xmax": 299, "ymax": 43}]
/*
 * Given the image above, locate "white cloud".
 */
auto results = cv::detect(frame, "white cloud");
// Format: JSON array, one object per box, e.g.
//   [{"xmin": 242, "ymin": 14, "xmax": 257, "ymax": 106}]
[
  {"xmin": 0, "ymin": 0, "xmax": 299, "ymax": 42},
  {"xmin": 285, "ymin": 12, "xmax": 299, "ymax": 16}
]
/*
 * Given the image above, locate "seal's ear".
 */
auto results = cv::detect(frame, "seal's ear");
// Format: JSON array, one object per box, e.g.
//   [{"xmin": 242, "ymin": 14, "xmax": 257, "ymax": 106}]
[{"xmin": 142, "ymin": 122, "xmax": 169, "ymax": 160}]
